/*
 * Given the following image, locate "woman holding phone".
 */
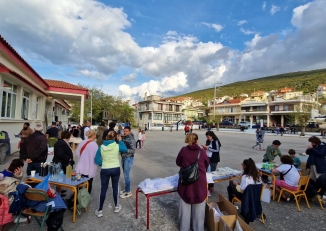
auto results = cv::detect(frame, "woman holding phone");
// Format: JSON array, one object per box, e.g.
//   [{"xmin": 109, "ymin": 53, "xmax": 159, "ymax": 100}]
[{"xmin": 203, "ymin": 131, "xmax": 222, "ymax": 195}]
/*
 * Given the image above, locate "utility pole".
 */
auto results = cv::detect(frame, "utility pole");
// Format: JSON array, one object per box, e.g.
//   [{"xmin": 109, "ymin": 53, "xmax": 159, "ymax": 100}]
[{"xmin": 213, "ymin": 82, "xmax": 222, "ymax": 130}]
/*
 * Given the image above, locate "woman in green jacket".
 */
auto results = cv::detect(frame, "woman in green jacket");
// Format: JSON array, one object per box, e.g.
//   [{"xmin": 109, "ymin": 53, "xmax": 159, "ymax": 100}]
[{"xmin": 94, "ymin": 131, "xmax": 127, "ymax": 218}]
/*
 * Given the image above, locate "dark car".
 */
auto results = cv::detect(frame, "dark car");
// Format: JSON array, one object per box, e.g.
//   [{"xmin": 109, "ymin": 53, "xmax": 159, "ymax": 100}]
[{"xmin": 219, "ymin": 120, "xmax": 234, "ymax": 126}]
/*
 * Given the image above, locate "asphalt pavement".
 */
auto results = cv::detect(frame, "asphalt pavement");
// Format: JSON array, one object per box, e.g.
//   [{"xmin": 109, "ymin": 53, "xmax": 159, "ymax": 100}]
[{"xmin": 3, "ymin": 128, "xmax": 326, "ymax": 231}]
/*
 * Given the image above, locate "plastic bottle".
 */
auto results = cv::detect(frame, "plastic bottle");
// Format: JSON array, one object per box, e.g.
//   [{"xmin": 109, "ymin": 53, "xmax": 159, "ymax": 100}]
[
  {"xmin": 66, "ymin": 162, "xmax": 72, "ymax": 179},
  {"xmin": 58, "ymin": 170, "xmax": 64, "ymax": 182},
  {"xmin": 40, "ymin": 163, "xmax": 44, "ymax": 176},
  {"xmin": 207, "ymin": 164, "xmax": 211, "ymax": 173}
]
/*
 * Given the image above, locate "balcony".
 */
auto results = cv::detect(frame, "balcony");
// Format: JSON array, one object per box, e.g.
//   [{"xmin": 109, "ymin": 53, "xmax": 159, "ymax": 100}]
[{"xmin": 138, "ymin": 106, "xmax": 181, "ymax": 112}]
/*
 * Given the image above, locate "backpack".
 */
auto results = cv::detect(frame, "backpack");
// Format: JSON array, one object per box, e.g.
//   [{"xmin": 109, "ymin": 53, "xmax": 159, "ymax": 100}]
[
  {"xmin": 46, "ymin": 208, "xmax": 65, "ymax": 231},
  {"xmin": 77, "ymin": 187, "xmax": 91, "ymax": 212},
  {"xmin": 8, "ymin": 190, "xmax": 24, "ymax": 214},
  {"xmin": 0, "ymin": 131, "xmax": 10, "ymax": 143},
  {"xmin": 0, "ymin": 177, "xmax": 20, "ymax": 201},
  {"xmin": 0, "ymin": 194, "xmax": 13, "ymax": 226}
]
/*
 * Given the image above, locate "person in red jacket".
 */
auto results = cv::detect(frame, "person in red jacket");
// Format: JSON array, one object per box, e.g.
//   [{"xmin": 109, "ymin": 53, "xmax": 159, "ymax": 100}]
[{"xmin": 176, "ymin": 133, "xmax": 209, "ymax": 231}]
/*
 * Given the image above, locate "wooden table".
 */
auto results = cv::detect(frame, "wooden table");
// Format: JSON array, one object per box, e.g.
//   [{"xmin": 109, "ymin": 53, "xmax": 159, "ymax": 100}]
[{"xmin": 26, "ymin": 174, "xmax": 89, "ymax": 223}]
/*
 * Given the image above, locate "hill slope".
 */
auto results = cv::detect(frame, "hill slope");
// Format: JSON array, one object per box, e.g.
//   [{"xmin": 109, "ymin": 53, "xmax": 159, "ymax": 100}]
[{"xmin": 177, "ymin": 68, "xmax": 326, "ymax": 102}]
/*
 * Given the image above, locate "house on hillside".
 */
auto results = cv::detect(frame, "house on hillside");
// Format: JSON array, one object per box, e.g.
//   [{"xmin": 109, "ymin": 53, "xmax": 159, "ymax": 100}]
[
  {"xmin": 209, "ymin": 98, "xmax": 245, "ymax": 124},
  {"xmin": 135, "ymin": 95, "xmax": 183, "ymax": 128},
  {"xmin": 0, "ymin": 35, "xmax": 88, "ymax": 153}
]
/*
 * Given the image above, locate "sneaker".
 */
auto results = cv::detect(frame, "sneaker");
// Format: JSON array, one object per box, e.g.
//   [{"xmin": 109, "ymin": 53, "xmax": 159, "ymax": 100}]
[
  {"xmin": 120, "ymin": 190, "xmax": 125, "ymax": 195},
  {"xmin": 207, "ymin": 190, "xmax": 211, "ymax": 197},
  {"xmin": 120, "ymin": 192, "xmax": 132, "ymax": 198},
  {"xmin": 14, "ymin": 216, "xmax": 31, "ymax": 223},
  {"xmin": 114, "ymin": 205, "xmax": 121, "ymax": 213},
  {"xmin": 95, "ymin": 210, "xmax": 103, "ymax": 218}
]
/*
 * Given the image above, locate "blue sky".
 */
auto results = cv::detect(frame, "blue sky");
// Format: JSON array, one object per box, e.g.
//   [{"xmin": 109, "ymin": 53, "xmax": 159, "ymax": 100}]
[{"xmin": 0, "ymin": 0, "xmax": 325, "ymax": 101}]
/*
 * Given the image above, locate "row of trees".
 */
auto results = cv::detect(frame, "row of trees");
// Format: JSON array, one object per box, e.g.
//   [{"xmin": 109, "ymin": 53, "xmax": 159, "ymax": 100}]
[{"xmin": 69, "ymin": 86, "xmax": 134, "ymax": 125}]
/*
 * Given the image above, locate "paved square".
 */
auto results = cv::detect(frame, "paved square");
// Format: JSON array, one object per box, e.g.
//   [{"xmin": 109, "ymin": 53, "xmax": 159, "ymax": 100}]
[{"xmin": 4, "ymin": 129, "xmax": 326, "ymax": 231}]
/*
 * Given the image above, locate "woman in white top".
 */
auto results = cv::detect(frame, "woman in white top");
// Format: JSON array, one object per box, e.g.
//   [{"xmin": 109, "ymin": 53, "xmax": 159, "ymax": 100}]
[
  {"xmin": 227, "ymin": 158, "xmax": 262, "ymax": 202},
  {"xmin": 203, "ymin": 131, "xmax": 221, "ymax": 193},
  {"xmin": 272, "ymin": 155, "xmax": 300, "ymax": 201}
]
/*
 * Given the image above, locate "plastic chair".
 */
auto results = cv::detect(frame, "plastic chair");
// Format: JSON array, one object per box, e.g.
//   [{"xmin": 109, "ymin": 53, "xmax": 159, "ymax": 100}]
[
  {"xmin": 231, "ymin": 184, "xmax": 265, "ymax": 224},
  {"xmin": 277, "ymin": 175, "xmax": 310, "ymax": 212},
  {"xmin": 14, "ymin": 188, "xmax": 64, "ymax": 231},
  {"xmin": 317, "ymin": 189, "xmax": 324, "ymax": 210}
]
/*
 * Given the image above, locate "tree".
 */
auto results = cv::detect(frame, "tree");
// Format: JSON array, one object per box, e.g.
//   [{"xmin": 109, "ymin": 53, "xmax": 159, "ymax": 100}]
[
  {"xmin": 286, "ymin": 102, "xmax": 317, "ymax": 136},
  {"xmin": 68, "ymin": 85, "xmax": 134, "ymax": 124}
]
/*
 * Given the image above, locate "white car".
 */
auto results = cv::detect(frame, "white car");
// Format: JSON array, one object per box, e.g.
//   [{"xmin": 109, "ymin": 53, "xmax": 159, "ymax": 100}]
[{"xmin": 238, "ymin": 121, "xmax": 250, "ymax": 127}]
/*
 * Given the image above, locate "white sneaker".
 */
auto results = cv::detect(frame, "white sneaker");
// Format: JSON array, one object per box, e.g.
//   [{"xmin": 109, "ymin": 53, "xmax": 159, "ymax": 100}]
[
  {"xmin": 114, "ymin": 205, "xmax": 121, "ymax": 213},
  {"xmin": 120, "ymin": 192, "xmax": 132, "ymax": 198},
  {"xmin": 95, "ymin": 210, "xmax": 103, "ymax": 218},
  {"xmin": 14, "ymin": 216, "xmax": 31, "ymax": 223},
  {"xmin": 119, "ymin": 190, "xmax": 125, "ymax": 195}
]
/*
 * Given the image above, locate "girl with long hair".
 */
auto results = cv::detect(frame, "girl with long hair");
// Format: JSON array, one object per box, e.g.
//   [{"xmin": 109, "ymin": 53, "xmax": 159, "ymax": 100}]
[
  {"xmin": 203, "ymin": 131, "xmax": 221, "ymax": 194},
  {"xmin": 227, "ymin": 158, "xmax": 261, "ymax": 202}
]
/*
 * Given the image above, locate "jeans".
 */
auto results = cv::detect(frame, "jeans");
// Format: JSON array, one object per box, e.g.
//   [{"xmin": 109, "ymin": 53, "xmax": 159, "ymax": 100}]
[
  {"xmin": 122, "ymin": 157, "xmax": 134, "ymax": 193},
  {"xmin": 99, "ymin": 167, "xmax": 120, "ymax": 210},
  {"xmin": 27, "ymin": 162, "xmax": 41, "ymax": 176}
]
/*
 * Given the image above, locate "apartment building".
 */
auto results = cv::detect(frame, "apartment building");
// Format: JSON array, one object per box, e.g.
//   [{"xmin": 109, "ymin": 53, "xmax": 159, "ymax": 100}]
[{"xmin": 136, "ymin": 95, "xmax": 183, "ymax": 127}]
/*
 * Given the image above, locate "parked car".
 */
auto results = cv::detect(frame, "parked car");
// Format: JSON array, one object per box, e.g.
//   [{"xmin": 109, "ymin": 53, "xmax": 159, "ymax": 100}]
[
  {"xmin": 219, "ymin": 120, "xmax": 234, "ymax": 126},
  {"xmin": 238, "ymin": 121, "xmax": 250, "ymax": 127}
]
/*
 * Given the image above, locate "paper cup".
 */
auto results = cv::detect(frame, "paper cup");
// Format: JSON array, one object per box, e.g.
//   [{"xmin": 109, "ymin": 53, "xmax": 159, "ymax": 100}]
[{"xmin": 31, "ymin": 170, "xmax": 36, "ymax": 177}]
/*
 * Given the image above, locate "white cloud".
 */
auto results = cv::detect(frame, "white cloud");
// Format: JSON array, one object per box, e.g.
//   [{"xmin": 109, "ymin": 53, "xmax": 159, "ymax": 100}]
[
  {"xmin": 122, "ymin": 73, "xmax": 137, "ymax": 82},
  {"xmin": 262, "ymin": 1, "xmax": 266, "ymax": 11},
  {"xmin": 79, "ymin": 70, "xmax": 108, "ymax": 80},
  {"xmin": 237, "ymin": 20, "xmax": 247, "ymax": 26},
  {"xmin": 201, "ymin": 22, "xmax": 224, "ymax": 32},
  {"xmin": 119, "ymin": 72, "xmax": 188, "ymax": 98},
  {"xmin": 270, "ymin": 5, "xmax": 280, "ymax": 15},
  {"xmin": 240, "ymin": 28, "xmax": 257, "ymax": 35},
  {"xmin": 291, "ymin": 3, "xmax": 311, "ymax": 27},
  {"xmin": 0, "ymin": 0, "xmax": 326, "ymax": 101}
]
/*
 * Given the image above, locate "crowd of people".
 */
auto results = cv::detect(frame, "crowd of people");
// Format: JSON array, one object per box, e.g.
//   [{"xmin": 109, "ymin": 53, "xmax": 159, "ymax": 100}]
[
  {"xmin": 2, "ymin": 121, "xmax": 326, "ymax": 230},
  {"xmin": 176, "ymin": 131, "xmax": 326, "ymax": 231},
  {"xmin": 0, "ymin": 120, "xmax": 142, "ymax": 226}
]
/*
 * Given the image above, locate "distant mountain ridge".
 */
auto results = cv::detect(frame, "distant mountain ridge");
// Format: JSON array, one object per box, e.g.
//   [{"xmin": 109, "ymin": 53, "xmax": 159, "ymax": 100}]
[{"xmin": 175, "ymin": 68, "xmax": 326, "ymax": 102}]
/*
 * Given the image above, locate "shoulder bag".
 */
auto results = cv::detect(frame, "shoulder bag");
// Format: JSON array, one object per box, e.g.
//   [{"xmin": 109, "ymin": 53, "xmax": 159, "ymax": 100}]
[
  {"xmin": 179, "ymin": 151, "xmax": 201, "ymax": 186},
  {"xmin": 280, "ymin": 165, "xmax": 293, "ymax": 180}
]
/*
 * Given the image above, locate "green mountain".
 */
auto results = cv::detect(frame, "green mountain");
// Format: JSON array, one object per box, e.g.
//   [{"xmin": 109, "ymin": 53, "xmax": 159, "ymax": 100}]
[{"xmin": 177, "ymin": 68, "xmax": 326, "ymax": 102}]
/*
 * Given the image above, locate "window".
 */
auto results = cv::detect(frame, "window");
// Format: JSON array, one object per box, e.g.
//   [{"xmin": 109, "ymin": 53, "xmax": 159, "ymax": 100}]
[
  {"xmin": 154, "ymin": 113, "xmax": 162, "ymax": 120},
  {"xmin": 284, "ymin": 105, "xmax": 289, "ymax": 111},
  {"xmin": 35, "ymin": 97, "xmax": 39, "ymax": 119},
  {"xmin": 148, "ymin": 113, "xmax": 152, "ymax": 119},
  {"xmin": 176, "ymin": 105, "xmax": 180, "ymax": 112},
  {"xmin": 158, "ymin": 104, "xmax": 163, "ymax": 110},
  {"xmin": 21, "ymin": 90, "xmax": 30, "ymax": 119},
  {"xmin": 139, "ymin": 113, "xmax": 142, "ymax": 120},
  {"xmin": 1, "ymin": 81, "xmax": 17, "ymax": 118}
]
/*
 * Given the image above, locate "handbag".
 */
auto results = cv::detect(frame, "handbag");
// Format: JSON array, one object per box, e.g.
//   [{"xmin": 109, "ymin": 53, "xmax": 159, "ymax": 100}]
[
  {"xmin": 178, "ymin": 151, "xmax": 201, "ymax": 185},
  {"xmin": 280, "ymin": 165, "xmax": 292, "ymax": 180}
]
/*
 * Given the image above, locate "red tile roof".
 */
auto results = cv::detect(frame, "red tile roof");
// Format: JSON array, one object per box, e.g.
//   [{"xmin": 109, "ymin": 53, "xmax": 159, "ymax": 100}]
[
  {"xmin": 0, "ymin": 62, "xmax": 48, "ymax": 96},
  {"xmin": 45, "ymin": 80, "xmax": 87, "ymax": 91},
  {"xmin": 0, "ymin": 35, "xmax": 48, "ymax": 87}
]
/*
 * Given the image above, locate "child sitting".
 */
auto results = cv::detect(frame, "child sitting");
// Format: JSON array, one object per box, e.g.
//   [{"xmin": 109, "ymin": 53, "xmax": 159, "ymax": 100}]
[
  {"xmin": 288, "ymin": 149, "xmax": 301, "ymax": 168},
  {"xmin": 0, "ymin": 159, "xmax": 24, "ymax": 180}
]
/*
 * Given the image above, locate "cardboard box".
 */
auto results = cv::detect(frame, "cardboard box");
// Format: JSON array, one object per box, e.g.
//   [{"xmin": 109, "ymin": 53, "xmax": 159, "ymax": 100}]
[
  {"xmin": 219, "ymin": 215, "xmax": 254, "ymax": 231},
  {"xmin": 205, "ymin": 194, "xmax": 238, "ymax": 231},
  {"xmin": 261, "ymin": 185, "xmax": 271, "ymax": 203}
]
